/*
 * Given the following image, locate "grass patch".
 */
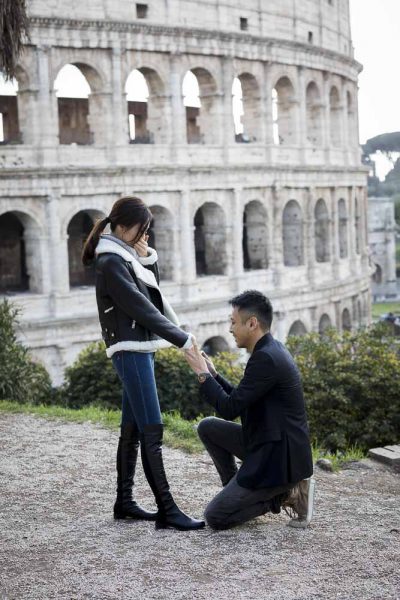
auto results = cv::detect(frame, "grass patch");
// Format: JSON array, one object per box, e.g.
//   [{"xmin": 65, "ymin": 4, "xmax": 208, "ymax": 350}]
[
  {"xmin": 0, "ymin": 400, "xmax": 367, "ymax": 467},
  {"xmin": 0, "ymin": 400, "xmax": 202, "ymax": 454},
  {"xmin": 372, "ymin": 302, "xmax": 400, "ymax": 319},
  {"xmin": 312, "ymin": 443, "xmax": 366, "ymax": 472}
]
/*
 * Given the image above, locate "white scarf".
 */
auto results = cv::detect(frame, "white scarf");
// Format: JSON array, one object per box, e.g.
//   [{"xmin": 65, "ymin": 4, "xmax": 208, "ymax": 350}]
[{"xmin": 95, "ymin": 236, "xmax": 181, "ymax": 327}]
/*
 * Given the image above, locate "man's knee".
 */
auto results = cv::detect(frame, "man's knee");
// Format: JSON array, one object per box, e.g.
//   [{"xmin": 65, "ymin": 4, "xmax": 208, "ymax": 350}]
[
  {"xmin": 204, "ymin": 502, "xmax": 230, "ymax": 531},
  {"xmin": 196, "ymin": 416, "xmax": 218, "ymax": 441}
]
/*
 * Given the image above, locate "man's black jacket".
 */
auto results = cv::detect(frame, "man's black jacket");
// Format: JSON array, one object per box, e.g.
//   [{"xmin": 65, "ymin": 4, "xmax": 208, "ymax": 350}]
[{"xmin": 200, "ymin": 333, "xmax": 313, "ymax": 489}]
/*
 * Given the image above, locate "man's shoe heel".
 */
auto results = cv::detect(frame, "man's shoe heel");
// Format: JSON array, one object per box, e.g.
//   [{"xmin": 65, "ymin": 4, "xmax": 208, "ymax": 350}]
[{"xmin": 288, "ymin": 477, "xmax": 316, "ymax": 529}]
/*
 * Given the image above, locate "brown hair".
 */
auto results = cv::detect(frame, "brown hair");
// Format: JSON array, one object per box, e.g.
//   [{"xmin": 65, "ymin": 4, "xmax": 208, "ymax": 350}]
[{"xmin": 82, "ymin": 196, "xmax": 152, "ymax": 266}]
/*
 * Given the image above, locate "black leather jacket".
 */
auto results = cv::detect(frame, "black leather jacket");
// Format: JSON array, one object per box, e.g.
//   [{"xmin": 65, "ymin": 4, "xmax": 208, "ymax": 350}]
[{"xmin": 95, "ymin": 252, "xmax": 189, "ymax": 354}]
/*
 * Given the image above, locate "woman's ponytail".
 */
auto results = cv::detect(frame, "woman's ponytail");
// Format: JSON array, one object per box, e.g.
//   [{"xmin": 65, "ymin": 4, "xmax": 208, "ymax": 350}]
[{"xmin": 82, "ymin": 217, "xmax": 110, "ymax": 266}]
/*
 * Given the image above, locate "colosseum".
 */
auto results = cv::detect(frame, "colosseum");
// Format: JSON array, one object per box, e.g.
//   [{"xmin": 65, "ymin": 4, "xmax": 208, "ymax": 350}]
[{"xmin": 0, "ymin": 0, "xmax": 371, "ymax": 383}]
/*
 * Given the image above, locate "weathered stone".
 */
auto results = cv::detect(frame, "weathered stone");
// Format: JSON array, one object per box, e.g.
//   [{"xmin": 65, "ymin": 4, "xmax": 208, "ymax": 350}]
[
  {"xmin": 369, "ymin": 445, "xmax": 400, "ymax": 471},
  {"xmin": 316, "ymin": 458, "xmax": 334, "ymax": 472}
]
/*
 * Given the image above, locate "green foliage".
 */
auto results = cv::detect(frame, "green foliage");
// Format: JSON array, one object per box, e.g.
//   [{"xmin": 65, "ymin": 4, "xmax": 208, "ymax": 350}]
[
  {"xmin": 363, "ymin": 132, "xmax": 400, "ymax": 156},
  {"xmin": 0, "ymin": 299, "xmax": 52, "ymax": 404},
  {"xmin": 61, "ymin": 341, "xmax": 120, "ymax": 409},
  {"xmin": 59, "ymin": 342, "xmax": 244, "ymax": 419},
  {"xmin": 155, "ymin": 347, "xmax": 243, "ymax": 419},
  {"xmin": 287, "ymin": 324, "xmax": 400, "ymax": 452}
]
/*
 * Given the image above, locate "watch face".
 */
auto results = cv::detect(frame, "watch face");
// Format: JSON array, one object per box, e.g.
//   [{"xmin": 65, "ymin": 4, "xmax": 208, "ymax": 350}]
[{"xmin": 198, "ymin": 373, "xmax": 208, "ymax": 383}]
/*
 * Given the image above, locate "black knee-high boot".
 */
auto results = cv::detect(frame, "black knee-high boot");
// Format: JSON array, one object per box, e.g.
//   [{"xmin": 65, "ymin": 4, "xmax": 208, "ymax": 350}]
[
  {"xmin": 140, "ymin": 424, "xmax": 205, "ymax": 531},
  {"xmin": 113, "ymin": 423, "xmax": 157, "ymax": 520}
]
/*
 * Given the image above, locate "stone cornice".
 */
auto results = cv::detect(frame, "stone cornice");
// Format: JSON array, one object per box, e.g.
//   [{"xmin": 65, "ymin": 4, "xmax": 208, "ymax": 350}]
[{"xmin": 28, "ymin": 16, "xmax": 362, "ymax": 73}]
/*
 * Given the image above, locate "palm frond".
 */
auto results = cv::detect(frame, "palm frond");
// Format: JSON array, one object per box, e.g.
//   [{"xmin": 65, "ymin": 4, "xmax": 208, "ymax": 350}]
[{"xmin": 0, "ymin": 0, "xmax": 30, "ymax": 80}]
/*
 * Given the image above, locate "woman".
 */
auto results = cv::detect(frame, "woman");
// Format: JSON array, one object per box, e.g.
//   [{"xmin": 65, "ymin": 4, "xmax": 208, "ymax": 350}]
[{"xmin": 82, "ymin": 196, "xmax": 204, "ymax": 531}]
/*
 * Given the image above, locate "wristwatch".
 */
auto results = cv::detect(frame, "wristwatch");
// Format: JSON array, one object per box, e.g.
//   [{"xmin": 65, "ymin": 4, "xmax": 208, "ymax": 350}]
[{"xmin": 197, "ymin": 372, "xmax": 211, "ymax": 384}]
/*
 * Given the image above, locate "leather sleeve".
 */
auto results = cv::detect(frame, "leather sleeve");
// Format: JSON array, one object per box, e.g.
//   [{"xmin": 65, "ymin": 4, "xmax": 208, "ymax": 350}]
[
  {"xmin": 200, "ymin": 351, "xmax": 277, "ymax": 420},
  {"xmin": 101, "ymin": 255, "xmax": 188, "ymax": 348}
]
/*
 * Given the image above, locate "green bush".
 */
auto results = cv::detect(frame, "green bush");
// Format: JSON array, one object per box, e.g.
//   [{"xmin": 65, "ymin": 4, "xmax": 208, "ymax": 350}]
[
  {"xmin": 60, "ymin": 342, "xmax": 244, "ymax": 418},
  {"xmin": 0, "ymin": 299, "xmax": 52, "ymax": 404},
  {"xmin": 287, "ymin": 324, "xmax": 400, "ymax": 452}
]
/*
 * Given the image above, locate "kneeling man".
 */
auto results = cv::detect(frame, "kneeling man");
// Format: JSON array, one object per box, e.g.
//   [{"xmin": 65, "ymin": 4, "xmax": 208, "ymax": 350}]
[{"xmin": 185, "ymin": 290, "xmax": 315, "ymax": 530}]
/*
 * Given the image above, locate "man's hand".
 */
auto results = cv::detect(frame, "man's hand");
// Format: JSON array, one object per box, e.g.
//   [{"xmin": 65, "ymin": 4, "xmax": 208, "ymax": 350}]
[
  {"xmin": 134, "ymin": 234, "xmax": 149, "ymax": 257},
  {"xmin": 201, "ymin": 351, "xmax": 217, "ymax": 377},
  {"xmin": 184, "ymin": 339, "xmax": 209, "ymax": 375}
]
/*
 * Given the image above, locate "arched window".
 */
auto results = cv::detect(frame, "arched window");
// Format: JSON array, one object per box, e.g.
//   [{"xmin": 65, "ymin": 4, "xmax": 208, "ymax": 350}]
[
  {"xmin": 202, "ymin": 336, "xmax": 229, "ymax": 356},
  {"xmin": 243, "ymin": 201, "xmax": 268, "ymax": 270},
  {"xmin": 282, "ymin": 200, "xmax": 304, "ymax": 266},
  {"xmin": 0, "ymin": 212, "xmax": 28, "ymax": 291},
  {"xmin": 306, "ymin": 82, "xmax": 322, "ymax": 146},
  {"xmin": 0, "ymin": 73, "xmax": 20, "ymax": 144},
  {"xmin": 194, "ymin": 203, "xmax": 227, "ymax": 276},
  {"xmin": 54, "ymin": 64, "xmax": 92, "ymax": 145},
  {"xmin": 125, "ymin": 69, "xmax": 151, "ymax": 143},
  {"xmin": 272, "ymin": 77, "xmax": 296, "ymax": 146},
  {"xmin": 67, "ymin": 211, "xmax": 97, "ymax": 287},
  {"xmin": 288, "ymin": 320, "xmax": 307, "ymax": 337},
  {"xmin": 372, "ymin": 263, "xmax": 382, "ymax": 284},
  {"xmin": 329, "ymin": 86, "xmax": 341, "ymax": 147},
  {"xmin": 232, "ymin": 73, "xmax": 260, "ymax": 143},
  {"xmin": 342, "ymin": 308, "xmax": 351, "ymax": 331},
  {"xmin": 148, "ymin": 205, "xmax": 174, "ymax": 280},
  {"xmin": 338, "ymin": 198, "xmax": 348, "ymax": 258},
  {"xmin": 318, "ymin": 314, "xmax": 332, "ymax": 335},
  {"xmin": 183, "ymin": 68, "xmax": 218, "ymax": 144},
  {"xmin": 314, "ymin": 198, "xmax": 330, "ymax": 263}
]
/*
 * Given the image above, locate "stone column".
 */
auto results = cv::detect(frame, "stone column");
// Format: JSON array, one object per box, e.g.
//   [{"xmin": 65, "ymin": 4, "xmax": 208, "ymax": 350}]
[
  {"xmin": 46, "ymin": 191, "xmax": 70, "ymax": 315},
  {"xmin": 111, "ymin": 47, "xmax": 128, "ymax": 149},
  {"xmin": 305, "ymin": 187, "xmax": 316, "ymax": 287},
  {"xmin": 270, "ymin": 185, "xmax": 284, "ymax": 287},
  {"xmin": 232, "ymin": 188, "xmax": 244, "ymax": 284},
  {"xmin": 221, "ymin": 56, "xmax": 235, "ymax": 162},
  {"xmin": 169, "ymin": 54, "xmax": 186, "ymax": 159},
  {"xmin": 297, "ymin": 66, "xmax": 307, "ymax": 150},
  {"xmin": 347, "ymin": 186, "xmax": 358, "ymax": 276},
  {"xmin": 330, "ymin": 186, "xmax": 340, "ymax": 278},
  {"xmin": 262, "ymin": 61, "xmax": 274, "ymax": 146},
  {"xmin": 322, "ymin": 72, "xmax": 331, "ymax": 159},
  {"xmin": 36, "ymin": 45, "xmax": 59, "ymax": 148},
  {"xmin": 179, "ymin": 189, "xmax": 196, "ymax": 287}
]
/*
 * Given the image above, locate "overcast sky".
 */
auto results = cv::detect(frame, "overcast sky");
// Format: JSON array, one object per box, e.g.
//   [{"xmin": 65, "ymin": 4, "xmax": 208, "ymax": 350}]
[{"xmin": 350, "ymin": 0, "xmax": 400, "ymax": 144}]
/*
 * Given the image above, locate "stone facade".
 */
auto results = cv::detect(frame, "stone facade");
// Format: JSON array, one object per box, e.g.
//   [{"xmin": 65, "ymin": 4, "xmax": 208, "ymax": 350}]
[
  {"xmin": 368, "ymin": 197, "xmax": 398, "ymax": 300},
  {"xmin": 0, "ymin": 0, "xmax": 371, "ymax": 383}
]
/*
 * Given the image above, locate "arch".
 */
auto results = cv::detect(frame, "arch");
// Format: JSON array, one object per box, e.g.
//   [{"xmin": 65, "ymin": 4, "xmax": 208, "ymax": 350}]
[
  {"xmin": 318, "ymin": 313, "xmax": 332, "ymax": 335},
  {"xmin": 183, "ymin": 68, "xmax": 219, "ymax": 144},
  {"xmin": 329, "ymin": 86, "xmax": 341, "ymax": 147},
  {"xmin": 233, "ymin": 73, "xmax": 261, "ymax": 143},
  {"xmin": 67, "ymin": 210, "xmax": 99, "ymax": 287},
  {"xmin": 54, "ymin": 64, "xmax": 93, "ymax": 145},
  {"xmin": 0, "ymin": 72, "xmax": 20, "ymax": 144},
  {"xmin": 272, "ymin": 76, "xmax": 296, "ymax": 146},
  {"xmin": 306, "ymin": 81, "xmax": 322, "ymax": 146},
  {"xmin": 288, "ymin": 320, "xmax": 307, "ymax": 337},
  {"xmin": 372, "ymin": 263, "xmax": 382, "ymax": 284},
  {"xmin": 342, "ymin": 308, "xmax": 351, "ymax": 331},
  {"xmin": 125, "ymin": 67, "xmax": 167, "ymax": 144},
  {"xmin": 314, "ymin": 198, "xmax": 330, "ymax": 263},
  {"xmin": 148, "ymin": 205, "xmax": 174, "ymax": 280},
  {"xmin": 194, "ymin": 202, "xmax": 227, "ymax": 276},
  {"xmin": 338, "ymin": 198, "xmax": 348, "ymax": 258},
  {"xmin": 282, "ymin": 200, "xmax": 304, "ymax": 266},
  {"xmin": 0, "ymin": 210, "xmax": 43, "ymax": 293},
  {"xmin": 202, "ymin": 336, "xmax": 229, "ymax": 356},
  {"xmin": 243, "ymin": 200, "xmax": 268, "ymax": 270}
]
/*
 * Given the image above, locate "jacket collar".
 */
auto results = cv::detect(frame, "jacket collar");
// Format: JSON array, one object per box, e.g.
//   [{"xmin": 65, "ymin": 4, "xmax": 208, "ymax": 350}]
[{"xmin": 252, "ymin": 332, "xmax": 273, "ymax": 353}]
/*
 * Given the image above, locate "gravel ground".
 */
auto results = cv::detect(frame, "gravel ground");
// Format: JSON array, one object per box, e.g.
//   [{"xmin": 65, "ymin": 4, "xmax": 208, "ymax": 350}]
[{"xmin": 0, "ymin": 412, "xmax": 399, "ymax": 600}]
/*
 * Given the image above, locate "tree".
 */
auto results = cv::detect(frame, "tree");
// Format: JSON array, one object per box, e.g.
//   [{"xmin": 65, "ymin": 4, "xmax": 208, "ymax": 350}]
[{"xmin": 0, "ymin": 0, "xmax": 29, "ymax": 80}]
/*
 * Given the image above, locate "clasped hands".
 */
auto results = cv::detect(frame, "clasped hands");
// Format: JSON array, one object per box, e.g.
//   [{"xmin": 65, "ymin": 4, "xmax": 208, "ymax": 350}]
[{"xmin": 184, "ymin": 337, "xmax": 217, "ymax": 377}]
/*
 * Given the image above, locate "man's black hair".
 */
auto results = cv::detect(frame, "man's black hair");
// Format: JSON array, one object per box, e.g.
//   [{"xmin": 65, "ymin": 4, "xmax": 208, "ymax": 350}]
[{"xmin": 229, "ymin": 290, "xmax": 273, "ymax": 330}]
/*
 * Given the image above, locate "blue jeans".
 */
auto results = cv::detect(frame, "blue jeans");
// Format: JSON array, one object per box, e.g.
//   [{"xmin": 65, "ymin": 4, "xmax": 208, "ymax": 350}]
[{"xmin": 112, "ymin": 351, "xmax": 162, "ymax": 431}]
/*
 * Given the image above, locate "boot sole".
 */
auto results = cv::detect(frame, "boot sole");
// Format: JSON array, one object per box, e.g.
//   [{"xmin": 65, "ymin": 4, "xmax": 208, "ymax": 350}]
[
  {"xmin": 114, "ymin": 513, "xmax": 157, "ymax": 521},
  {"xmin": 155, "ymin": 521, "xmax": 206, "ymax": 531}
]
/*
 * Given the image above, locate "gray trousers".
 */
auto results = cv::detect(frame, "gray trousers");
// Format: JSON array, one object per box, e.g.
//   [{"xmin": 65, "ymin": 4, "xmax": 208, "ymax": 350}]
[{"xmin": 197, "ymin": 416, "xmax": 294, "ymax": 530}]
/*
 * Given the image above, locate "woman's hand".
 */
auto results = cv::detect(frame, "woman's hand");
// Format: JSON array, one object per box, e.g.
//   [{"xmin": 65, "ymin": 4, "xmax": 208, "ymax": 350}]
[
  {"xmin": 134, "ymin": 234, "xmax": 149, "ymax": 257},
  {"xmin": 184, "ymin": 339, "xmax": 209, "ymax": 375}
]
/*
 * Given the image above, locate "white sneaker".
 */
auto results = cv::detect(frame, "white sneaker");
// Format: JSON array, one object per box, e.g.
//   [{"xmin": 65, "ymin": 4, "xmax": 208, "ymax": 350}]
[{"xmin": 285, "ymin": 477, "xmax": 316, "ymax": 529}]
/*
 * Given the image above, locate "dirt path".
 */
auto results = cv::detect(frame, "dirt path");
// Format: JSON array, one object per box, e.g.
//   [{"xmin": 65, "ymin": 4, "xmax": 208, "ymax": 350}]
[{"xmin": 0, "ymin": 412, "xmax": 399, "ymax": 600}]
